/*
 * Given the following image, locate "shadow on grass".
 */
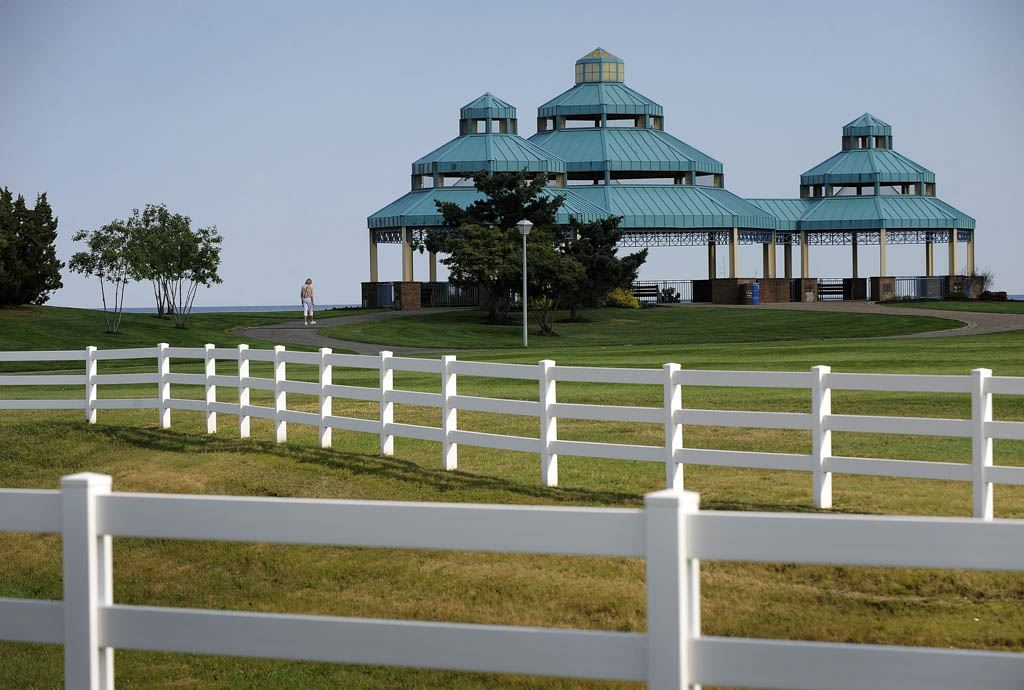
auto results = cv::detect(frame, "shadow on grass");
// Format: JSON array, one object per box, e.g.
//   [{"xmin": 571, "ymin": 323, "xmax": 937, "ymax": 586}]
[{"xmin": 84, "ymin": 424, "xmax": 642, "ymax": 507}]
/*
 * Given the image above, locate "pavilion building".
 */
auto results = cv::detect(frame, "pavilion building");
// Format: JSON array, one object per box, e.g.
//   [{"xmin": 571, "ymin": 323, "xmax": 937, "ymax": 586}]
[{"xmin": 366, "ymin": 49, "xmax": 976, "ymax": 307}]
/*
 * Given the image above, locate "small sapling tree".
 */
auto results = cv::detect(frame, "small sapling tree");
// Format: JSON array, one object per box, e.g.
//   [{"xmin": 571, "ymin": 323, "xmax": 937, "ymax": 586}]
[{"xmin": 69, "ymin": 221, "xmax": 135, "ymax": 333}]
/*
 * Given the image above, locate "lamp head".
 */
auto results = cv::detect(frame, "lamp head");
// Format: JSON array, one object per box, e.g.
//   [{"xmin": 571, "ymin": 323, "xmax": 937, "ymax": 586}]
[{"xmin": 516, "ymin": 219, "xmax": 533, "ymax": 236}]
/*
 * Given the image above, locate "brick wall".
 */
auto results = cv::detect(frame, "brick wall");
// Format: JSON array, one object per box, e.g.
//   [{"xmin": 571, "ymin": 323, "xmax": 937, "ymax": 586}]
[
  {"xmin": 755, "ymin": 278, "xmax": 791, "ymax": 303},
  {"xmin": 871, "ymin": 276, "xmax": 896, "ymax": 302},
  {"xmin": 361, "ymin": 282, "xmax": 378, "ymax": 308},
  {"xmin": 393, "ymin": 281, "xmax": 422, "ymax": 310},
  {"xmin": 794, "ymin": 278, "xmax": 818, "ymax": 302}
]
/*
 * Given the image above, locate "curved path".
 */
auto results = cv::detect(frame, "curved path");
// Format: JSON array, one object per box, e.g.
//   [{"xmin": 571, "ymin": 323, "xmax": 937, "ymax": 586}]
[
  {"xmin": 241, "ymin": 303, "xmax": 1024, "ymax": 353},
  {"xmin": 239, "ymin": 307, "xmax": 475, "ymax": 355}
]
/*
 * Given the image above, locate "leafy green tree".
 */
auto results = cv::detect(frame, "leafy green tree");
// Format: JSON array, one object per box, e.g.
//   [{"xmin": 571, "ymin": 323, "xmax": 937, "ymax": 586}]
[
  {"xmin": 563, "ymin": 216, "xmax": 647, "ymax": 320},
  {"xmin": 130, "ymin": 207, "xmax": 222, "ymax": 329},
  {"xmin": 68, "ymin": 221, "xmax": 136, "ymax": 333},
  {"xmin": 0, "ymin": 187, "xmax": 64, "ymax": 306},
  {"xmin": 428, "ymin": 170, "xmax": 565, "ymax": 325}
]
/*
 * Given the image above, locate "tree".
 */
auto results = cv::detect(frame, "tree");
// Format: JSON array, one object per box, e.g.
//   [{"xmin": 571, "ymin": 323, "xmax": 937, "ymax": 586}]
[
  {"xmin": 68, "ymin": 221, "xmax": 135, "ymax": 334},
  {"xmin": 525, "ymin": 226, "xmax": 584, "ymax": 335},
  {"xmin": 562, "ymin": 216, "xmax": 647, "ymax": 320},
  {"xmin": 427, "ymin": 170, "xmax": 565, "ymax": 325},
  {"xmin": 0, "ymin": 187, "xmax": 64, "ymax": 306},
  {"xmin": 131, "ymin": 208, "xmax": 222, "ymax": 329}
]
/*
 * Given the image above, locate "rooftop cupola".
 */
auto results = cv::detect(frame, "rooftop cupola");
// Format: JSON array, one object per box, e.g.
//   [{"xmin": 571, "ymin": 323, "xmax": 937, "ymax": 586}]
[
  {"xmin": 842, "ymin": 113, "xmax": 893, "ymax": 150},
  {"xmin": 800, "ymin": 114, "xmax": 935, "ymax": 198},
  {"xmin": 574, "ymin": 47, "xmax": 624, "ymax": 84},
  {"xmin": 459, "ymin": 93, "xmax": 518, "ymax": 135},
  {"xmin": 411, "ymin": 94, "xmax": 565, "ymax": 190}
]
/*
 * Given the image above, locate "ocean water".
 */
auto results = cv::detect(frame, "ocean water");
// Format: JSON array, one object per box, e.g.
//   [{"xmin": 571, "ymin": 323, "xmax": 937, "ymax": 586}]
[{"xmin": 121, "ymin": 304, "xmax": 360, "ymax": 314}]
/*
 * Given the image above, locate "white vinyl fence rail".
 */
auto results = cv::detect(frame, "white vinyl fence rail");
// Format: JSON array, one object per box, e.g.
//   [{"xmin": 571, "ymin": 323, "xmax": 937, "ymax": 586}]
[
  {"xmin": 3, "ymin": 345, "xmax": 1024, "ymax": 519},
  {"xmin": 1, "ymin": 473, "xmax": 1022, "ymax": 689}
]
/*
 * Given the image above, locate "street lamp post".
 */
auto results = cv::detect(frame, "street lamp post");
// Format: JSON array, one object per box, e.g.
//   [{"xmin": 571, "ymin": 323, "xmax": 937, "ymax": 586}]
[{"xmin": 516, "ymin": 219, "xmax": 533, "ymax": 347}]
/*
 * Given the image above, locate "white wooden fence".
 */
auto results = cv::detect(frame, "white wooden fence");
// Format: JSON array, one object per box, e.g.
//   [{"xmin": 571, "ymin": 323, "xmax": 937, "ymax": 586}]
[
  {"xmin": 3, "ymin": 344, "xmax": 1024, "ymax": 519},
  {"xmin": 1, "ymin": 473, "xmax": 1022, "ymax": 689}
]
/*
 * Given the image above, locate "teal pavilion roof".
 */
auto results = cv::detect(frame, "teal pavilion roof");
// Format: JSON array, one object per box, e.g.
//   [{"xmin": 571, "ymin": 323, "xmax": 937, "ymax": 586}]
[
  {"xmin": 530, "ymin": 128, "xmax": 721, "ymax": 174},
  {"xmin": 411, "ymin": 94, "xmax": 565, "ymax": 176},
  {"xmin": 801, "ymin": 116, "xmax": 934, "ymax": 186},
  {"xmin": 568, "ymin": 185, "xmax": 775, "ymax": 230},
  {"xmin": 368, "ymin": 186, "xmax": 608, "ymax": 229},
  {"xmin": 460, "ymin": 92, "xmax": 516, "ymax": 121},
  {"xmin": 843, "ymin": 113, "xmax": 892, "ymax": 137}
]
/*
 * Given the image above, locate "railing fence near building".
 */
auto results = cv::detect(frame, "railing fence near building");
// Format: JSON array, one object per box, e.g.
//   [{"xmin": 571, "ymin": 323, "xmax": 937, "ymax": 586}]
[
  {"xmin": 2, "ymin": 345, "xmax": 1024, "ymax": 520},
  {"xmin": 1, "ymin": 474, "xmax": 1022, "ymax": 690},
  {"xmin": 631, "ymin": 280, "xmax": 693, "ymax": 304}
]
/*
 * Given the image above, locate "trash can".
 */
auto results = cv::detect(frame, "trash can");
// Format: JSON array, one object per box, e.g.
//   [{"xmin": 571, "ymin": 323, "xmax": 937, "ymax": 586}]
[
  {"xmin": 742, "ymin": 284, "xmax": 759, "ymax": 305},
  {"xmin": 751, "ymin": 283, "xmax": 759, "ymax": 305}
]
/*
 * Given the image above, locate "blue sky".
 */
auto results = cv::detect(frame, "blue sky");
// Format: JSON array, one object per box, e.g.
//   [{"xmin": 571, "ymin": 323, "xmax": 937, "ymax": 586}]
[{"xmin": 2, "ymin": 0, "xmax": 1022, "ymax": 307}]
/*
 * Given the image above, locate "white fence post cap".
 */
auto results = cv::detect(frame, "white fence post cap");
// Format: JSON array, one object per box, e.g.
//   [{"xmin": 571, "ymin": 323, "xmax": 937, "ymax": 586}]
[
  {"xmin": 644, "ymin": 488, "xmax": 700, "ymax": 509},
  {"xmin": 60, "ymin": 473, "xmax": 112, "ymax": 489}
]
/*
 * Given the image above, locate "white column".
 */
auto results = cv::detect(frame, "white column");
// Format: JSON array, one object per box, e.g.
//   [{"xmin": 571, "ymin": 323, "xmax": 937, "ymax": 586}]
[
  {"xmin": 645, "ymin": 489, "xmax": 701, "ymax": 690},
  {"xmin": 237, "ymin": 344, "xmax": 250, "ymax": 438},
  {"xmin": 971, "ymin": 368, "xmax": 994, "ymax": 520},
  {"xmin": 879, "ymin": 228, "xmax": 888, "ymax": 278},
  {"xmin": 85, "ymin": 346, "xmax": 97, "ymax": 424},
  {"xmin": 157, "ymin": 342, "xmax": 170, "ymax": 429},
  {"xmin": 663, "ymin": 363, "xmax": 683, "ymax": 490},
  {"xmin": 204, "ymin": 343, "xmax": 216, "ymax": 434},
  {"xmin": 539, "ymin": 359, "xmax": 558, "ymax": 487},
  {"xmin": 811, "ymin": 365, "xmax": 832, "ymax": 509},
  {"xmin": 441, "ymin": 355, "xmax": 458, "ymax": 470},
  {"xmin": 62, "ymin": 472, "xmax": 114, "ymax": 690},
  {"xmin": 273, "ymin": 345, "xmax": 287, "ymax": 443},
  {"xmin": 379, "ymin": 350, "xmax": 394, "ymax": 456},
  {"xmin": 319, "ymin": 348, "xmax": 332, "ymax": 449}
]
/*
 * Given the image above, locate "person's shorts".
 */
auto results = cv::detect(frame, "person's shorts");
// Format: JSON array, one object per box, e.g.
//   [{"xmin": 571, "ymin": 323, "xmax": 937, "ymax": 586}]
[{"xmin": 302, "ymin": 298, "xmax": 314, "ymax": 316}]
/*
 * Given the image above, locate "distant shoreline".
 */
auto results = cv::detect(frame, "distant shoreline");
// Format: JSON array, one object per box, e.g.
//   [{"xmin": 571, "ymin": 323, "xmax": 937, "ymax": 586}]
[{"xmin": 119, "ymin": 304, "xmax": 362, "ymax": 314}]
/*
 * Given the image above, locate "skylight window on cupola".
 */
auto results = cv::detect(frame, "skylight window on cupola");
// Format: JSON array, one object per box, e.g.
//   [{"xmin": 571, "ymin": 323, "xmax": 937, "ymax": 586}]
[{"xmin": 574, "ymin": 48, "xmax": 625, "ymax": 84}]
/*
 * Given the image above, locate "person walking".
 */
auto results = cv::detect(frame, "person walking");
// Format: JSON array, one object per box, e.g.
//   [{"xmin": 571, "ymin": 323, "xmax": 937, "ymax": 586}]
[{"xmin": 300, "ymin": 278, "xmax": 316, "ymax": 325}]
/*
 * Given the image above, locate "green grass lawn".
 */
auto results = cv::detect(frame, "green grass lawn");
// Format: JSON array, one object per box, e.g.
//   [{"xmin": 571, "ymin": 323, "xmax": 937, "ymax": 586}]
[
  {"xmin": 319, "ymin": 305, "xmax": 961, "ymax": 349},
  {"xmin": 2, "ymin": 307, "xmax": 1023, "ymax": 688},
  {"xmin": 884, "ymin": 299, "xmax": 1024, "ymax": 314},
  {"xmin": 0, "ymin": 306, "xmax": 384, "ymax": 372}
]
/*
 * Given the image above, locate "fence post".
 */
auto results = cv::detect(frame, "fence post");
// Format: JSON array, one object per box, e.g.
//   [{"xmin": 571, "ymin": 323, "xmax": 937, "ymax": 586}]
[
  {"xmin": 380, "ymin": 350, "xmax": 394, "ymax": 456},
  {"xmin": 61, "ymin": 472, "xmax": 114, "ymax": 690},
  {"xmin": 157, "ymin": 342, "xmax": 170, "ymax": 429},
  {"xmin": 441, "ymin": 355, "xmax": 457, "ymax": 470},
  {"xmin": 85, "ymin": 346, "xmax": 97, "ymax": 424},
  {"xmin": 319, "ymin": 347, "xmax": 332, "ymax": 449},
  {"xmin": 811, "ymin": 365, "xmax": 832, "ymax": 509},
  {"xmin": 274, "ymin": 345, "xmax": 287, "ymax": 443},
  {"xmin": 237, "ymin": 344, "xmax": 250, "ymax": 439},
  {"xmin": 539, "ymin": 359, "xmax": 557, "ymax": 487},
  {"xmin": 664, "ymin": 363, "xmax": 683, "ymax": 490},
  {"xmin": 971, "ymin": 368, "xmax": 994, "ymax": 520},
  {"xmin": 204, "ymin": 343, "xmax": 216, "ymax": 434},
  {"xmin": 645, "ymin": 488, "xmax": 701, "ymax": 690}
]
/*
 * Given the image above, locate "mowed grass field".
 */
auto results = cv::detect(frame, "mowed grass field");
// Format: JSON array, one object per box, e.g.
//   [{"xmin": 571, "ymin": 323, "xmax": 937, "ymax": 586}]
[
  {"xmin": 2, "ymin": 306, "xmax": 1024, "ymax": 689},
  {"xmin": 884, "ymin": 299, "xmax": 1024, "ymax": 314}
]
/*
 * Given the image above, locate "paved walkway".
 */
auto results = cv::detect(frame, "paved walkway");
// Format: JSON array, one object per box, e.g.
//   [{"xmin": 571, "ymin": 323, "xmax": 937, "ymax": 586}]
[
  {"xmin": 238, "ymin": 307, "xmax": 475, "ymax": 355},
  {"xmin": 240, "ymin": 302, "xmax": 1024, "ymax": 354}
]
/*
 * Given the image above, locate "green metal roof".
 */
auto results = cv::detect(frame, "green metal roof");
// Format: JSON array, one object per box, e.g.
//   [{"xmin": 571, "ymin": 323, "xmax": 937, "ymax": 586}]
[
  {"xmin": 568, "ymin": 185, "xmax": 775, "ymax": 230},
  {"xmin": 537, "ymin": 82, "xmax": 663, "ymax": 118},
  {"xmin": 460, "ymin": 93, "xmax": 516, "ymax": 121},
  {"xmin": 367, "ymin": 186, "xmax": 608, "ymax": 230},
  {"xmin": 801, "ymin": 149, "xmax": 934, "ymax": 186},
  {"xmin": 843, "ymin": 113, "xmax": 892, "ymax": 137},
  {"xmin": 529, "ymin": 128, "xmax": 721, "ymax": 174},
  {"xmin": 796, "ymin": 196, "xmax": 975, "ymax": 231},
  {"xmin": 745, "ymin": 198, "xmax": 815, "ymax": 231},
  {"xmin": 412, "ymin": 134, "xmax": 565, "ymax": 176}
]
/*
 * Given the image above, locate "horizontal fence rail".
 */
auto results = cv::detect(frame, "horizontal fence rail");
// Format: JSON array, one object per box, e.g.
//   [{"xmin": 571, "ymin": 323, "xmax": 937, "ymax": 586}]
[
  {"xmin": 3, "ymin": 346, "xmax": 1024, "ymax": 519},
  {"xmin": 1, "ymin": 475, "xmax": 1023, "ymax": 688}
]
